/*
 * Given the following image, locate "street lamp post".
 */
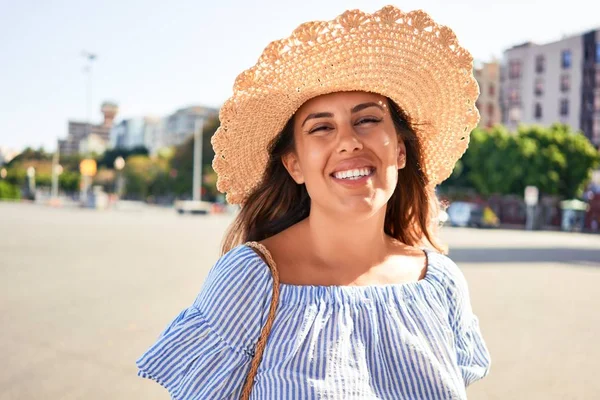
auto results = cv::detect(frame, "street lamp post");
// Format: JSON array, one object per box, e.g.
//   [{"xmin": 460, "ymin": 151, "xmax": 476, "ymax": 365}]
[
  {"xmin": 193, "ymin": 118, "xmax": 204, "ymax": 202},
  {"xmin": 81, "ymin": 51, "xmax": 96, "ymax": 146},
  {"xmin": 26, "ymin": 166, "xmax": 36, "ymax": 199},
  {"xmin": 114, "ymin": 156, "xmax": 125, "ymax": 198},
  {"xmin": 51, "ymin": 143, "xmax": 61, "ymax": 199},
  {"xmin": 51, "ymin": 164, "xmax": 63, "ymax": 199}
]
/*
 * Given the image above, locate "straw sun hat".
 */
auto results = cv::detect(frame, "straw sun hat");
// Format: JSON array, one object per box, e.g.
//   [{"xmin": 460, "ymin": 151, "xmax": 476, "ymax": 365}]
[{"xmin": 211, "ymin": 5, "xmax": 480, "ymax": 205}]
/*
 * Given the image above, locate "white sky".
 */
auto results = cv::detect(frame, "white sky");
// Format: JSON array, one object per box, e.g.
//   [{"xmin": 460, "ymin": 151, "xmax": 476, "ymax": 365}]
[{"xmin": 1, "ymin": 0, "xmax": 599, "ymax": 151}]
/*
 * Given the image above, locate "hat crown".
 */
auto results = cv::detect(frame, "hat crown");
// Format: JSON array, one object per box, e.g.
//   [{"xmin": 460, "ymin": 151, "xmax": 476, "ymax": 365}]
[{"xmin": 212, "ymin": 6, "xmax": 480, "ymax": 204}]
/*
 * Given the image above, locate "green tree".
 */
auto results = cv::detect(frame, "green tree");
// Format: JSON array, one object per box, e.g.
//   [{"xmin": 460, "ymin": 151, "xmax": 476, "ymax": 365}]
[
  {"xmin": 6, "ymin": 147, "xmax": 51, "ymax": 166},
  {"xmin": 444, "ymin": 124, "xmax": 600, "ymax": 199},
  {"xmin": 460, "ymin": 126, "xmax": 523, "ymax": 196},
  {"xmin": 122, "ymin": 155, "xmax": 168, "ymax": 200},
  {"xmin": 0, "ymin": 181, "xmax": 21, "ymax": 200},
  {"xmin": 169, "ymin": 115, "xmax": 220, "ymax": 200},
  {"xmin": 525, "ymin": 124, "xmax": 599, "ymax": 198},
  {"xmin": 59, "ymin": 171, "xmax": 81, "ymax": 193},
  {"xmin": 97, "ymin": 146, "xmax": 149, "ymax": 169}
]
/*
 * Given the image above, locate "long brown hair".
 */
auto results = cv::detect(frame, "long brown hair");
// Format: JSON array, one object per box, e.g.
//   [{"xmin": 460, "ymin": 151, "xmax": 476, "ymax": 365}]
[{"xmin": 221, "ymin": 98, "xmax": 445, "ymax": 255}]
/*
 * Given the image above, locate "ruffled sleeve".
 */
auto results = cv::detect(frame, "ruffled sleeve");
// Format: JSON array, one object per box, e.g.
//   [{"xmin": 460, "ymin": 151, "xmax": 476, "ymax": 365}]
[
  {"xmin": 433, "ymin": 252, "xmax": 492, "ymax": 386},
  {"xmin": 136, "ymin": 245, "xmax": 274, "ymax": 399}
]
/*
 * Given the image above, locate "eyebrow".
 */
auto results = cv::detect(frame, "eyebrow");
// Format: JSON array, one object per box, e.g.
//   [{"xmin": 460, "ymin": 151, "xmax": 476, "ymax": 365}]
[
  {"xmin": 301, "ymin": 102, "xmax": 385, "ymax": 127},
  {"xmin": 351, "ymin": 102, "xmax": 384, "ymax": 114}
]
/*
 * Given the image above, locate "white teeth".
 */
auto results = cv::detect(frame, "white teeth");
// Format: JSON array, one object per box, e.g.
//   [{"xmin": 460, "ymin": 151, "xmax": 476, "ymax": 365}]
[{"xmin": 333, "ymin": 168, "xmax": 372, "ymax": 180}]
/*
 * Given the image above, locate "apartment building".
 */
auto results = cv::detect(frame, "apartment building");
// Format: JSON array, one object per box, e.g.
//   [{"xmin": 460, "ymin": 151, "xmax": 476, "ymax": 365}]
[
  {"xmin": 474, "ymin": 60, "xmax": 501, "ymax": 128},
  {"xmin": 162, "ymin": 106, "xmax": 219, "ymax": 148},
  {"xmin": 501, "ymin": 29, "xmax": 600, "ymax": 147},
  {"xmin": 58, "ymin": 102, "xmax": 118, "ymax": 156},
  {"xmin": 110, "ymin": 117, "xmax": 163, "ymax": 154}
]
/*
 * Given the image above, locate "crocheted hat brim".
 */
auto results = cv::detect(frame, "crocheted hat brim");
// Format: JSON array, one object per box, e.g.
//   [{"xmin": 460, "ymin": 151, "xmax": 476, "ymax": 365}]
[{"xmin": 211, "ymin": 6, "xmax": 480, "ymax": 204}]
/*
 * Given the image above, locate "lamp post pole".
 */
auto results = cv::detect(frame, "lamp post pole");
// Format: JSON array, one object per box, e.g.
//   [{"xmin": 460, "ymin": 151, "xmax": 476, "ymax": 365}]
[
  {"xmin": 26, "ymin": 166, "xmax": 36, "ymax": 199},
  {"xmin": 51, "ymin": 141, "xmax": 60, "ymax": 199},
  {"xmin": 193, "ymin": 118, "xmax": 204, "ymax": 202},
  {"xmin": 81, "ymin": 51, "xmax": 96, "ymax": 145},
  {"xmin": 114, "ymin": 156, "xmax": 125, "ymax": 198}
]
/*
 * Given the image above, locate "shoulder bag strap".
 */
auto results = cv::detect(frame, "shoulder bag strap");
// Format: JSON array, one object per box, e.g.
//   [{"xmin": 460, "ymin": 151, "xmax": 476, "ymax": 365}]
[{"xmin": 240, "ymin": 241, "xmax": 280, "ymax": 400}]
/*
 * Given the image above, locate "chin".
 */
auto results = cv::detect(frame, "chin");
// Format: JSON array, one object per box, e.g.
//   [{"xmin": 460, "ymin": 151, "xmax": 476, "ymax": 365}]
[{"xmin": 329, "ymin": 194, "xmax": 389, "ymax": 220}]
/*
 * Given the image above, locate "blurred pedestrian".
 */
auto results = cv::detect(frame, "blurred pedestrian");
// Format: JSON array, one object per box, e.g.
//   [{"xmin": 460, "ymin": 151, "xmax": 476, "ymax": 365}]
[{"xmin": 137, "ymin": 5, "xmax": 490, "ymax": 399}]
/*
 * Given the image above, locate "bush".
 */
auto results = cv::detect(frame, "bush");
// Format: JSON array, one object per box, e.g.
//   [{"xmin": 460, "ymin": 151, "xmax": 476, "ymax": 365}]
[{"xmin": 0, "ymin": 181, "xmax": 21, "ymax": 200}]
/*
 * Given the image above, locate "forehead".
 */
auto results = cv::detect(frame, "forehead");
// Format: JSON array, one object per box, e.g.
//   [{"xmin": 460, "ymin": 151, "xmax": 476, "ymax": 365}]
[{"xmin": 296, "ymin": 91, "xmax": 388, "ymax": 115}]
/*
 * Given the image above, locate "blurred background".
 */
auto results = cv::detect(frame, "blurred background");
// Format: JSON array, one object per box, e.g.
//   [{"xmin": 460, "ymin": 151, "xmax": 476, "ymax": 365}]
[{"xmin": 1, "ymin": 0, "xmax": 599, "ymax": 399}]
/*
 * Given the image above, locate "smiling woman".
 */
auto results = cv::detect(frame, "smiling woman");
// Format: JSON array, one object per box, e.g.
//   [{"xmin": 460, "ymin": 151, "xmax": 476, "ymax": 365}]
[
  {"xmin": 137, "ymin": 5, "xmax": 490, "ymax": 400},
  {"xmin": 223, "ymin": 92, "xmax": 437, "ymax": 258}
]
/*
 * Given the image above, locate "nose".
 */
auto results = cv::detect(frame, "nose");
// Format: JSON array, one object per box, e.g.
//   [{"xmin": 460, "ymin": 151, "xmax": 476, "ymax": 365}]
[{"xmin": 335, "ymin": 122, "xmax": 363, "ymax": 153}]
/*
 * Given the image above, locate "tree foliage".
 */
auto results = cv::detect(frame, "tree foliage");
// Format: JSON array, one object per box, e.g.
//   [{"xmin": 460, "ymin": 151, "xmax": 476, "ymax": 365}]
[
  {"xmin": 97, "ymin": 146, "xmax": 149, "ymax": 169},
  {"xmin": 444, "ymin": 124, "xmax": 600, "ymax": 198},
  {"xmin": 6, "ymin": 147, "xmax": 51, "ymax": 166}
]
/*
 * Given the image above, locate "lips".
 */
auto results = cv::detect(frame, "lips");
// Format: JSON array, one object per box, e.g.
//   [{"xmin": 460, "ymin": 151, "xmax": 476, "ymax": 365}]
[
  {"xmin": 329, "ymin": 158, "xmax": 376, "ymax": 176},
  {"xmin": 332, "ymin": 167, "xmax": 375, "ymax": 180}
]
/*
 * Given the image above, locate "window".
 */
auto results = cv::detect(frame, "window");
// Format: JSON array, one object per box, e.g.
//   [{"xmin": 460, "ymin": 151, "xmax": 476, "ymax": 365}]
[
  {"xmin": 509, "ymin": 60, "xmax": 522, "ymax": 79},
  {"xmin": 487, "ymin": 103, "xmax": 494, "ymax": 118},
  {"xmin": 596, "ymin": 43, "xmax": 600, "ymax": 64},
  {"xmin": 594, "ymin": 91, "xmax": 600, "ymax": 111},
  {"xmin": 535, "ymin": 79, "xmax": 544, "ymax": 96},
  {"xmin": 535, "ymin": 55, "xmax": 545, "ymax": 73},
  {"xmin": 534, "ymin": 103, "xmax": 543, "ymax": 119},
  {"xmin": 509, "ymin": 107, "xmax": 521, "ymax": 123},
  {"xmin": 560, "ymin": 74, "xmax": 571, "ymax": 92},
  {"xmin": 594, "ymin": 116, "xmax": 600, "ymax": 140},
  {"xmin": 560, "ymin": 99, "xmax": 569, "ymax": 116},
  {"xmin": 509, "ymin": 88, "xmax": 521, "ymax": 105},
  {"xmin": 562, "ymin": 50, "xmax": 572, "ymax": 69},
  {"xmin": 489, "ymin": 84, "xmax": 495, "ymax": 96}
]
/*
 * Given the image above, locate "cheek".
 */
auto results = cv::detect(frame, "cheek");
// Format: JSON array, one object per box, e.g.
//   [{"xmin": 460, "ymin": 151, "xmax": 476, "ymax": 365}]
[
  {"xmin": 370, "ymin": 130, "xmax": 398, "ymax": 161},
  {"xmin": 299, "ymin": 142, "xmax": 329, "ymax": 178}
]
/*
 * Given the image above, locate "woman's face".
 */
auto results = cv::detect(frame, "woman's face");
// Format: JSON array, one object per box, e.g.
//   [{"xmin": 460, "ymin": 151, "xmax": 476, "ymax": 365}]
[{"xmin": 283, "ymin": 91, "xmax": 406, "ymax": 218}]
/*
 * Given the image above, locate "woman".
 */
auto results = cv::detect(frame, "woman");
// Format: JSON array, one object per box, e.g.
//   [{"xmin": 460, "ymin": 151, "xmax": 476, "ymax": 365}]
[{"xmin": 137, "ymin": 6, "xmax": 491, "ymax": 399}]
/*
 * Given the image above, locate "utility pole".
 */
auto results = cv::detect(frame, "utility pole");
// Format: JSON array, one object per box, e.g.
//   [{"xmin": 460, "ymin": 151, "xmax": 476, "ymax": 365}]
[
  {"xmin": 51, "ymin": 141, "xmax": 60, "ymax": 199},
  {"xmin": 80, "ymin": 51, "xmax": 96, "ymax": 205},
  {"xmin": 81, "ymin": 51, "xmax": 96, "ymax": 143},
  {"xmin": 193, "ymin": 118, "xmax": 204, "ymax": 202}
]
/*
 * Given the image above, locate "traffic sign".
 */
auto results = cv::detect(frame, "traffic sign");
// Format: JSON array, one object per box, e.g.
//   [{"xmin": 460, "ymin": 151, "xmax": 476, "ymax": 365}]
[{"xmin": 525, "ymin": 186, "xmax": 539, "ymax": 206}]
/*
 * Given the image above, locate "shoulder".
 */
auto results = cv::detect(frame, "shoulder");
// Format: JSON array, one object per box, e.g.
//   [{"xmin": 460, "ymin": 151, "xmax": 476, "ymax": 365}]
[
  {"xmin": 194, "ymin": 244, "xmax": 272, "ymax": 309},
  {"xmin": 426, "ymin": 250, "xmax": 463, "ymax": 282},
  {"xmin": 424, "ymin": 249, "xmax": 470, "ymax": 302},
  {"xmin": 200, "ymin": 244, "xmax": 268, "ymax": 287}
]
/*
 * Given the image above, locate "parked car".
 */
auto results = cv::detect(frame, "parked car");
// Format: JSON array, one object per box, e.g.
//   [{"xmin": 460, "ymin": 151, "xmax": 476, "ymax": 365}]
[{"xmin": 447, "ymin": 201, "xmax": 499, "ymax": 228}]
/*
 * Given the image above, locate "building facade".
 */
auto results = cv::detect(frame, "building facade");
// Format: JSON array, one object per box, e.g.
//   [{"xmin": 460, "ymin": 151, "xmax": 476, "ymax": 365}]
[
  {"xmin": 108, "ymin": 106, "xmax": 218, "ymax": 155},
  {"xmin": 474, "ymin": 60, "xmax": 501, "ymax": 128},
  {"xmin": 500, "ymin": 29, "xmax": 600, "ymax": 147},
  {"xmin": 58, "ymin": 102, "xmax": 118, "ymax": 156},
  {"xmin": 162, "ymin": 106, "xmax": 219, "ymax": 148},
  {"xmin": 110, "ymin": 117, "xmax": 163, "ymax": 154}
]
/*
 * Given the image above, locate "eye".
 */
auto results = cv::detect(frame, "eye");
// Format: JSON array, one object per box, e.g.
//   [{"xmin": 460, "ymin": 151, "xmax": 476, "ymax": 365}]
[
  {"xmin": 308, "ymin": 125, "xmax": 333, "ymax": 134},
  {"xmin": 356, "ymin": 117, "xmax": 382, "ymax": 126}
]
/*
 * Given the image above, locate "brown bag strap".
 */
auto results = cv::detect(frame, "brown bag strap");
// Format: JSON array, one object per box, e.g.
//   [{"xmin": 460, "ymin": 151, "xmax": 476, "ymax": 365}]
[{"xmin": 240, "ymin": 241, "xmax": 280, "ymax": 400}]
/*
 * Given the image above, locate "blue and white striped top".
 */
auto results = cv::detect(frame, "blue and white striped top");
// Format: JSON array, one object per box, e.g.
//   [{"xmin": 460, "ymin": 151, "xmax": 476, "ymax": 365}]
[{"xmin": 137, "ymin": 244, "xmax": 491, "ymax": 399}]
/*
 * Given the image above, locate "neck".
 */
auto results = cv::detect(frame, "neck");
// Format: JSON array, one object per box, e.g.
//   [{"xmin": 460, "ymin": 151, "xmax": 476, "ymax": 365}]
[{"xmin": 303, "ymin": 205, "xmax": 389, "ymax": 270}]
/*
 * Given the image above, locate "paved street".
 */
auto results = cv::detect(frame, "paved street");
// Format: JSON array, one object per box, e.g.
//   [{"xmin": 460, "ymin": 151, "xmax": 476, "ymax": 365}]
[{"xmin": 1, "ymin": 202, "xmax": 599, "ymax": 399}]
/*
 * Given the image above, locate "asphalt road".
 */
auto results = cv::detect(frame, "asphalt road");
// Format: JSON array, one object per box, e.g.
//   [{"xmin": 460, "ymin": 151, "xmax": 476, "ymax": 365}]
[{"xmin": 1, "ymin": 202, "xmax": 598, "ymax": 399}]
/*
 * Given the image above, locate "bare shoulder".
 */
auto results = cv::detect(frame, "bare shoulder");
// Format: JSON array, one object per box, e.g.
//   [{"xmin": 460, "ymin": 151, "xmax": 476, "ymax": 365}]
[
  {"xmin": 261, "ymin": 223, "xmax": 301, "ymax": 257},
  {"xmin": 387, "ymin": 239, "xmax": 428, "ymax": 264},
  {"xmin": 384, "ymin": 239, "xmax": 428, "ymax": 281},
  {"xmin": 259, "ymin": 222, "xmax": 313, "ymax": 283}
]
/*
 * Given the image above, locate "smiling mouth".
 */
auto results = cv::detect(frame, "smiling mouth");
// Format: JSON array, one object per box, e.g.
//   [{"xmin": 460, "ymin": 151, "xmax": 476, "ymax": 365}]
[{"xmin": 331, "ymin": 167, "xmax": 375, "ymax": 180}]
